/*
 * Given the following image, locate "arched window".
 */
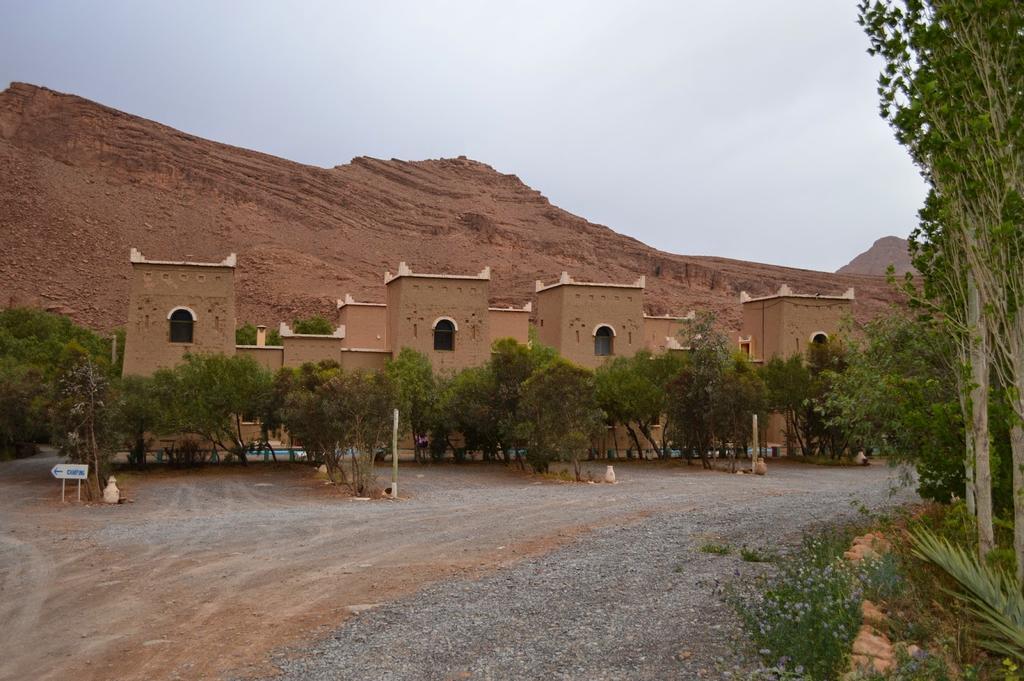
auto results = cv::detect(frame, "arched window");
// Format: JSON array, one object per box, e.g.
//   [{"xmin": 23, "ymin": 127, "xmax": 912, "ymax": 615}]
[
  {"xmin": 169, "ymin": 308, "xmax": 195, "ymax": 343},
  {"xmin": 433, "ymin": 319, "xmax": 455, "ymax": 351},
  {"xmin": 811, "ymin": 332, "xmax": 828, "ymax": 345},
  {"xmin": 594, "ymin": 325, "xmax": 614, "ymax": 356}
]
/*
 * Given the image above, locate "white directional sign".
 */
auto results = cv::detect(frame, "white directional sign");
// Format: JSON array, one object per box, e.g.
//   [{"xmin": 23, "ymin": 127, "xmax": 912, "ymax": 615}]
[{"xmin": 51, "ymin": 463, "xmax": 89, "ymax": 480}]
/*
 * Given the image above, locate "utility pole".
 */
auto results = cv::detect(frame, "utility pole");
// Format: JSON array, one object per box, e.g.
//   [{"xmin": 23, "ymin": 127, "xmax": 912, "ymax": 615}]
[
  {"xmin": 751, "ymin": 413, "xmax": 759, "ymax": 474},
  {"xmin": 391, "ymin": 408, "xmax": 399, "ymax": 499}
]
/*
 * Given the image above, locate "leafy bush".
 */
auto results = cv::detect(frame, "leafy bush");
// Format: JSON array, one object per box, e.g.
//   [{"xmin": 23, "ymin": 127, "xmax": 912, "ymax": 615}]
[
  {"xmin": 235, "ymin": 322, "xmax": 281, "ymax": 346},
  {"xmin": 292, "ymin": 316, "xmax": 334, "ymax": 335}
]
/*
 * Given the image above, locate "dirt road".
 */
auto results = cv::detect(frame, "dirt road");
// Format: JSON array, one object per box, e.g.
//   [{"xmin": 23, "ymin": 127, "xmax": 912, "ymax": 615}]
[{"xmin": 0, "ymin": 453, "xmax": 908, "ymax": 681}]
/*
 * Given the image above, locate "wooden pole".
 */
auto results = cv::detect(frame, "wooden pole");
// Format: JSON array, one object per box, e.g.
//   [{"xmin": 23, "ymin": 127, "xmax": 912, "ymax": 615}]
[
  {"xmin": 391, "ymin": 409, "xmax": 399, "ymax": 499},
  {"xmin": 751, "ymin": 414, "xmax": 759, "ymax": 473},
  {"xmin": 61, "ymin": 478, "xmax": 66, "ymax": 503},
  {"xmin": 77, "ymin": 479, "xmax": 81, "ymax": 502}
]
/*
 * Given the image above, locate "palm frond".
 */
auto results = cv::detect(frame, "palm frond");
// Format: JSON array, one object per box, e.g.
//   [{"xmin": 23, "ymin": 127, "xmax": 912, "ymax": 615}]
[{"xmin": 910, "ymin": 528, "xmax": 1024, "ymax": 661}]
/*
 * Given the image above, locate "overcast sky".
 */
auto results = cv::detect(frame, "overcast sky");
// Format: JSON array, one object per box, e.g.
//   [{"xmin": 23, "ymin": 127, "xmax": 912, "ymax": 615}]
[{"xmin": 0, "ymin": 1, "xmax": 927, "ymax": 272}]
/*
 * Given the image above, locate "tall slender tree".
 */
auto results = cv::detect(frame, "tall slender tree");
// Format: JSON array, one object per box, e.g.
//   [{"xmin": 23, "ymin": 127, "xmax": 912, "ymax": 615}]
[{"xmin": 860, "ymin": 0, "xmax": 1023, "ymax": 566}]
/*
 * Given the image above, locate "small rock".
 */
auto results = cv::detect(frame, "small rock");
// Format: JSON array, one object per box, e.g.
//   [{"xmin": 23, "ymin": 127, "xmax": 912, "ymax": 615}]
[
  {"xmin": 861, "ymin": 600, "xmax": 887, "ymax": 630},
  {"xmin": 850, "ymin": 624, "xmax": 895, "ymax": 674}
]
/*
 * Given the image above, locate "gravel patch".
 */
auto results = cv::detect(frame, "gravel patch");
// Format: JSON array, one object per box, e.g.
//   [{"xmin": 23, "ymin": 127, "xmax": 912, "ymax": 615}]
[{"xmin": 261, "ymin": 464, "xmax": 916, "ymax": 681}]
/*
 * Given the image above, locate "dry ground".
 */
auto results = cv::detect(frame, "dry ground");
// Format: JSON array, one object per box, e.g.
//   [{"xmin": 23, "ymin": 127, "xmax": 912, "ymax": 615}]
[{"xmin": 0, "ymin": 452, "xmax": 907, "ymax": 681}]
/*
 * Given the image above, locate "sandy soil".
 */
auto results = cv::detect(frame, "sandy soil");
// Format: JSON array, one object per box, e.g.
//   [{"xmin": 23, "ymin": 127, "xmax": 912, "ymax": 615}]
[{"xmin": 0, "ymin": 452, "xmax": 903, "ymax": 681}]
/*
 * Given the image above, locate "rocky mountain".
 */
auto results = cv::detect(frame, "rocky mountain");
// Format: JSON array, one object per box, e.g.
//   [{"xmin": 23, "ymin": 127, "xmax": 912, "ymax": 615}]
[
  {"xmin": 0, "ymin": 82, "xmax": 903, "ymax": 333},
  {"xmin": 837, "ymin": 236, "xmax": 914, "ymax": 277}
]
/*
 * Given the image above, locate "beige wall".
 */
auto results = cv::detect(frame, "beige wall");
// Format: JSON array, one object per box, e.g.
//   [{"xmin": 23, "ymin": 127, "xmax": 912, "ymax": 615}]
[
  {"xmin": 340, "ymin": 348, "xmax": 390, "ymax": 371},
  {"xmin": 535, "ymin": 284, "xmax": 644, "ymax": 369},
  {"xmin": 339, "ymin": 304, "xmax": 388, "ymax": 350},
  {"xmin": 643, "ymin": 316, "xmax": 684, "ymax": 353},
  {"xmin": 741, "ymin": 297, "xmax": 850, "ymax": 362},
  {"xmin": 123, "ymin": 261, "xmax": 236, "ymax": 376},
  {"xmin": 386, "ymin": 275, "xmax": 492, "ymax": 374},
  {"xmin": 236, "ymin": 346, "xmax": 284, "ymax": 372},
  {"xmin": 488, "ymin": 309, "xmax": 530, "ymax": 345},
  {"xmin": 282, "ymin": 336, "xmax": 343, "ymax": 368}
]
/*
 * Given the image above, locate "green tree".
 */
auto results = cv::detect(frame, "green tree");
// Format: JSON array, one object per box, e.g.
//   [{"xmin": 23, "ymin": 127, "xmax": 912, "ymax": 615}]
[
  {"xmin": 0, "ymin": 308, "xmax": 118, "ymax": 451},
  {"xmin": 385, "ymin": 348, "xmax": 437, "ymax": 463},
  {"xmin": 595, "ymin": 354, "xmax": 663, "ymax": 457},
  {"xmin": 108, "ymin": 375, "xmax": 162, "ymax": 468},
  {"xmin": 489, "ymin": 337, "xmax": 558, "ymax": 463},
  {"xmin": 823, "ymin": 314, "xmax": 960, "ymax": 497},
  {"xmin": 292, "ymin": 316, "xmax": 335, "ymax": 335},
  {"xmin": 329, "ymin": 369, "xmax": 395, "ymax": 496},
  {"xmin": 0, "ymin": 307, "xmax": 115, "ymax": 376},
  {"xmin": 860, "ymin": 0, "xmax": 1024, "ymax": 571},
  {"xmin": 712, "ymin": 355, "xmax": 768, "ymax": 472},
  {"xmin": 758, "ymin": 341, "xmax": 849, "ymax": 459},
  {"xmin": 444, "ymin": 365, "xmax": 502, "ymax": 461},
  {"xmin": 281, "ymin": 364, "xmax": 394, "ymax": 494},
  {"xmin": 279, "ymin": 361, "xmax": 345, "ymax": 478},
  {"xmin": 161, "ymin": 353, "xmax": 273, "ymax": 464},
  {"xmin": 519, "ymin": 358, "xmax": 604, "ymax": 477},
  {"xmin": 252, "ymin": 366, "xmax": 296, "ymax": 459},
  {"xmin": 0, "ymin": 360, "xmax": 49, "ymax": 457},
  {"xmin": 51, "ymin": 354, "xmax": 113, "ymax": 499},
  {"xmin": 235, "ymin": 323, "xmax": 282, "ymax": 346},
  {"xmin": 665, "ymin": 313, "xmax": 731, "ymax": 469}
]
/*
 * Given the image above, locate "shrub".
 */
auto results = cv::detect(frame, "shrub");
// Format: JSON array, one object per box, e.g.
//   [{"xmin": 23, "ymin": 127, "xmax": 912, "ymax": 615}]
[
  {"xmin": 856, "ymin": 553, "xmax": 905, "ymax": 602},
  {"xmin": 292, "ymin": 316, "xmax": 334, "ymax": 335},
  {"xmin": 911, "ymin": 528, "xmax": 1024, "ymax": 662},
  {"xmin": 736, "ymin": 533, "xmax": 861, "ymax": 679}
]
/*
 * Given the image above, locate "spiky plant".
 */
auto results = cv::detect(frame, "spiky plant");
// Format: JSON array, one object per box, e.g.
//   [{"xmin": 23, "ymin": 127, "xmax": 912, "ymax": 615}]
[{"xmin": 911, "ymin": 528, "xmax": 1024, "ymax": 661}]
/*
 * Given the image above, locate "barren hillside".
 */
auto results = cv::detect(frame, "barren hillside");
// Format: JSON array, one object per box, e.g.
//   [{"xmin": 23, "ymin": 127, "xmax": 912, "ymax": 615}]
[
  {"xmin": 837, "ymin": 235, "xmax": 914, "ymax": 276},
  {"xmin": 0, "ymin": 83, "xmax": 902, "ymax": 333}
]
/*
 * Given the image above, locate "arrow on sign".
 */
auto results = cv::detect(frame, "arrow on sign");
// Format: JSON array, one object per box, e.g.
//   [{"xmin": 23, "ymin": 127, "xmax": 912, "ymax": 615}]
[{"xmin": 51, "ymin": 463, "xmax": 89, "ymax": 479}]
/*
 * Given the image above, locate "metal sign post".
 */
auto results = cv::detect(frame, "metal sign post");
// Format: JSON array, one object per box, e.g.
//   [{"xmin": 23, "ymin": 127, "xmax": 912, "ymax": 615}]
[
  {"xmin": 52, "ymin": 463, "xmax": 89, "ymax": 502},
  {"xmin": 391, "ymin": 409, "xmax": 399, "ymax": 499}
]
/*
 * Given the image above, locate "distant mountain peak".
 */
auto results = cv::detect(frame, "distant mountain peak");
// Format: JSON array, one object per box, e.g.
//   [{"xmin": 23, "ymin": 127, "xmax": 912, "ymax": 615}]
[{"xmin": 837, "ymin": 236, "xmax": 914, "ymax": 276}]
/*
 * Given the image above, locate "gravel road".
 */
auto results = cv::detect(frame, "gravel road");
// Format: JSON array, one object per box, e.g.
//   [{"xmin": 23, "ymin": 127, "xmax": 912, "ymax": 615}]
[{"xmin": 260, "ymin": 461, "xmax": 915, "ymax": 681}]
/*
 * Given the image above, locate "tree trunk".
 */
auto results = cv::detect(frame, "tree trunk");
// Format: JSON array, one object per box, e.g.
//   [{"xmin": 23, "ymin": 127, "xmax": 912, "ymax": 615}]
[
  {"xmin": 964, "ymin": 432, "xmax": 976, "ymax": 516},
  {"xmin": 1010, "ymin": 420, "xmax": 1024, "ymax": 583},
  {"xmin": 234, "ymin": 415, "xmax": 248, "ymax": 466},
  {"xmin": 624, "ymin": 424, "xmax": 644, "ymax": 459},
  {"xmin": 969, "ymin": 277, "xmax": 995, "ymax": 559},
  {"xmin": 638, "ymin": 422, "xmax": 661, "ymax": 457},
  {"xmin": 609, "ymin": 424, "xmax": 621, "ymax": 460}
]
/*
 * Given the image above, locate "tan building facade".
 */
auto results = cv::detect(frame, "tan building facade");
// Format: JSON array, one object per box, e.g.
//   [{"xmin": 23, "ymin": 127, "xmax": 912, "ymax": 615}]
[
  {"xmin": 120, "ymin": 250, "xmax": 697, "ymax": 457},
  {"xmin": 737, "ymin": 284, "xmax": 854, "ymax": 363},
  {"xmin": 737, "ymin": 285, "xmax": 854, "ymax": 449},
  {"xmin": 385, "ymin": 262, "xmax": 496, "ymax": 374},
  {"xmin": 122, "ymin": 252, "xmax": 689, "ymax": 381},
  {"xmin": 534, "ymin": 272, "xmax": 648, "ymax": 369},
  {"xmin": 122, "ymin": 249, "xmax": 237, "ymax": 376}
]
